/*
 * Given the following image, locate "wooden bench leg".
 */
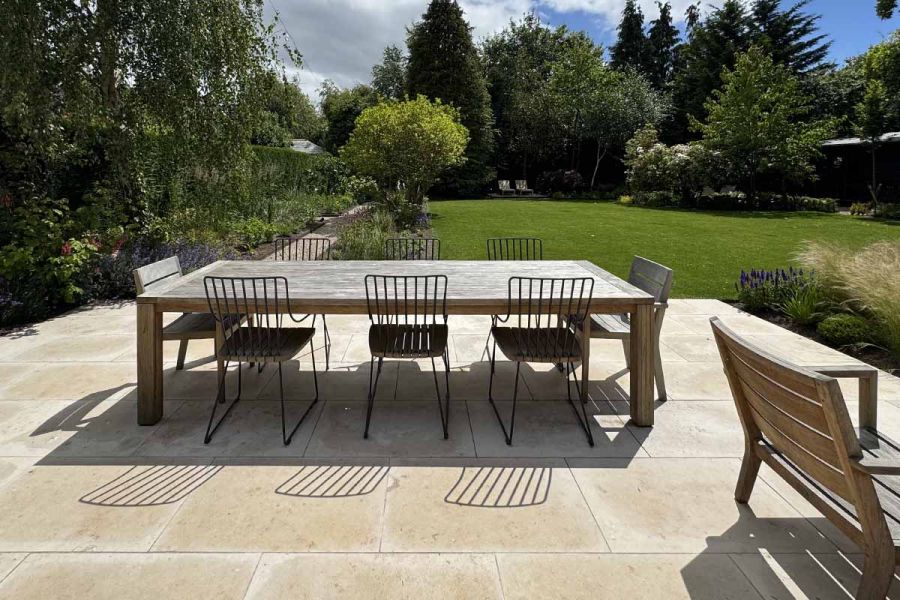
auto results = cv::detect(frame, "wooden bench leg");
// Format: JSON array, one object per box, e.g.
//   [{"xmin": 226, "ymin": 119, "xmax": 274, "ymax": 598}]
[
  {"xmin": 176, "ymin": 340, "xmax": 189, "ymax": 370},
  {"xmin": 630, "ymin": 304, "xmax": 654, "ymax": 427},
  {"xmin": 860, "ymin": 374, "xmax": 878, "ymax": 431},
  {"xmin": 735, "ymin": 444, "xmax": 761, "ymax": 503},
  {"xmin": 137, "ymin": 303, "xmax": 164, "ymax": 425}
]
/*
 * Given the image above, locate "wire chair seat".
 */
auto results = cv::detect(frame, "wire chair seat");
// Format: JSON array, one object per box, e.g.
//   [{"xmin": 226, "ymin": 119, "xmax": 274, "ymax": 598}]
[
  {"xmin": 218, "ymin": 326, "xmax": 316, "ymax": 363},
  {"xmin": 491, "ymin": 326, "xmax": 583, "ymax": 362},
  {"xmin": 369, "ymin": 323, "xmax": 449, "ymax": 359}
]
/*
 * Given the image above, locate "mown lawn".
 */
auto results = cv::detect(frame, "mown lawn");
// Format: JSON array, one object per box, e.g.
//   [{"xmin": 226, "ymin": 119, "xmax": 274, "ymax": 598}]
[{"xmin": 429, "ymin": 199, "xmax": 900, "ymax": 299}]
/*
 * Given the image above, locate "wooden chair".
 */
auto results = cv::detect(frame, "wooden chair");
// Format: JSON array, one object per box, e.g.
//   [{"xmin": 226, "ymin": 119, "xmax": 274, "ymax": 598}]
[
  {"xmin": 488, "ymin": 277, "xmax": 595, "ymax": 447},
  {"xmin": 515, "ymin": 180, "xmax": 534, "ymax": 195},
  {"xmin": 204, "ymin": 276, "xmax": 319, "ymax": 445},
  {"xmin": 383, "ymin": 238, "xmax": 441, "ymax": 261},
  {"xmin": 133, "ymin": 257, "xmax": 241, "ymax": 372},
  {"xmin": 272, "ymin": 237, "xmax": 332, "ymax": 370},
  {"xmin": 498, "ymin": 180, "xmax": 514, "ymax": 196},
  {"xmin": 712, "ymin": 317, "xmax": 899, "ymax": 599},
  {"xmin": 587, "ymin": 256, "xmax": 673, "ymax": 400},
  {"xmin": 364, "ymin": 274, "xmax": 450, "ymax": 439}
]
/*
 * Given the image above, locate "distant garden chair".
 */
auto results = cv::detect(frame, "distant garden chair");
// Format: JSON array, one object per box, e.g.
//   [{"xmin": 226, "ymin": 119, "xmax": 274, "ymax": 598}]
[
  {"xmin": 384, "ymin": 238, "xmax": 441, "ymax": 260},
  {"xmin": 515, "ymin": 180, "xmax": 534, "ymax": 195},
  {"xmin": 203, "ymin": 276, "xmax": 319, "ymax": 445},
  {"xmin": 363, "ymin": 274, "xmax": 451, "ymax": 439},
  {"xmin": 272, "ymin": 237, "xmax": 332, "ymax": 371},
  {"xmin": 486, "ymin": 237, "xmax": 543, "ymax": 261},
  {"xmin": 584, "ymin": 256, "xmax": 673, "ymax": 401},
  {"xmin": 498, "ymin": 180, "xmax": 515, "ymax": 196},
  {"xmin": 133, "ymin": 256, "xmax": 243, "ymax": 372},
  {"xmin": 487, "ymin": 276, "xmax": 595, "ymax": 446}
]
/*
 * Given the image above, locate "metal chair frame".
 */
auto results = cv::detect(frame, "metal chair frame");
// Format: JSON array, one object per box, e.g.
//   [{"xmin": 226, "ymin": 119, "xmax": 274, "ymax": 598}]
[
  {"xmin": 486, "ymin": 237, "xmax": 543, "ymax": 261},
  {"xmin": 363, "ymin": 274, "xmax": 450, "ymax": 439},
  {"xmin": 272, "ymin": 237, "xmax": 332, "ymax": 371},
  {"xmin": 488, "ymin": 276, "xmax": 595, "ymax": 447},
  {"xmin": 203, "ymin": 276, "xmax": 319, "ymax": 445},
  {"xmin": 383, "ymin": 238, "xmax": 441, "ymax": 261}
]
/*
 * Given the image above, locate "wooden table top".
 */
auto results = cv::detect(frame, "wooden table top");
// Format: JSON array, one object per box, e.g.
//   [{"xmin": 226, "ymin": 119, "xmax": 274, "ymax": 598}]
[{"xmin": 138, "ymin": 260, "xmax": 654, "ymax": 313}]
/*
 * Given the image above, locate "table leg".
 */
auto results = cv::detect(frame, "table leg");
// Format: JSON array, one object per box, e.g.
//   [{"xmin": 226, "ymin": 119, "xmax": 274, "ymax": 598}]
[
  {"xmin": 630, "ymin": 304, "xmax": 654, "ymax": 427},
  {"xmin": 137, "ymin": 303, "xmax": 163, "ymax": 425},
  {"xmin": 581, "ymin": 313, "xmax": 591, "ymax": 403},
  {"xmin": 859, "ymin": 373, "xmax": 878, "ymax": 431}
]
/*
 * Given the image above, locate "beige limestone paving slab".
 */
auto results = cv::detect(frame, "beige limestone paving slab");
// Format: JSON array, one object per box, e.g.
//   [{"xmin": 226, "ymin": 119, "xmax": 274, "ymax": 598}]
[
  {"xmin": 467, "ymin": 399, "xmax": 647, "ymax": 458},
  {"xmin": 0, "ymin": 464, "xmax": 185, "ymax": 551},
  {"xmin": 162, "ymin": 361, "xmax": 276, "ymax": 400},
  {"xmin": 305, "ymin": 400, "xmax": 474, "ymax": 458},
  {"xmin": 667, "ymin": 299, "xmax": 739, "ymax": 315},
  {"xmin": 394, "ymin": 360, "xmax": 462, "ymax": 402},
  {"xmin": 32, "ymin": 312, "xmax": 138, "ymax": 337},
  {"xmin": 447, "ymin": 361, "xmax": 530, "ymax": 401},
  {"xmin": 0, "ymin": 334, "xmax": 66, "ymax": 361},
  {"xmin": 13, "ymin": 334, "xmax": 134, "ymax": 363},
  {"xmin": 0, "ymin": 554, "xmax": 26, "ymax": 586},
  {"xmin": 661, "ymin": 361, "xmax": 733, "ymax": 400},
  {"xmin": 570, "ymin": 457, "xmax": 838, "ymax": 554},
  {"xmin": 0, "ymin": 363, "xmax": 136, "ymax": 401},
  {"xmin": 0, "ymin": 552, "xmax": 258, "ymax": 600},
  {"xmin": 447, "ymin": 314, "xmax": 494, "ymax": 334},
  {"xmin": 113, "ymin": 337, "xmax": 218, "ymax": 365},
  {"xmin": 667, "ymin": 312, "xmax": 790, "ymax": 336},
  {"xmin": 380, "ymin": 464, "xmax": 609, "ymax": 552},
  {"xmin": 315, "ymin": 313, "xmax": 370, "ymax": 334},
  {"xmin": 244, "ymin": 553, "xmax": 503, "ymax": 600},
  {"xmin": 133, "ymin": 400, "xmax": 322, "ymax": 458},
  {"xmin": 152, "ymin": 465, "xmax": 385, "ymax": 552},
  {"xmin": 452, "ymin": 334, "xmax": 496, "ymax": 364},
  {"xmin": 731, "ymin": 551, "xmax": 900, "ymax": 599},
  {"xmin": 257, "ymin": 361, "xmax": 397, "ymax": 402},
  {"xmin": 498, "ymin": 553, "xmax": 762, "ymax": 600},
  {"xmin": 626, "ymin": 400, "xmax": 745, "ymax": 458},
  {"xmin": 660, "ymin": 334, "xmax": 724, "ymax": 362}
]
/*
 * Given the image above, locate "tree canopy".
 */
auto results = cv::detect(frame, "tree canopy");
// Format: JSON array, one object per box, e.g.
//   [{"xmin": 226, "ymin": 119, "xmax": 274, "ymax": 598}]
[
  {"xmin": 319, "ymin": 82, "xmax": 378, "ymax": 153},
  {"xmin": 372, "ymin": 45, "xmax": 407, "ymax": 100},
  {"xmin": 611, "ymin": 0, "xmax": 649, "ymax": 74}
]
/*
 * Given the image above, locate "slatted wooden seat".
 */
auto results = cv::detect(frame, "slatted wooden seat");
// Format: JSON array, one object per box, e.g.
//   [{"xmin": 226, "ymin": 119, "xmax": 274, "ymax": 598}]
[
  {"xmin": 588, "ymin": 256, "xmax": 673, "ymax": 400},
  {"xmin": 133, "ymin": 257, "xmax": 242, "ymax": 371},
  {"xmin": 712, "ymin": 317, "xmax": 900, "ymax": 599}
]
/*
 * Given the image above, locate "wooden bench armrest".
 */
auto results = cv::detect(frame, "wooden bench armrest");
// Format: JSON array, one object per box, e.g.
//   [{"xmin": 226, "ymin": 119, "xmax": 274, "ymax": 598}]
[
  {"xmin": 852, "ymin": 457, "xmax": 900, "ymax": 476},
  {"xmin": 808, "ymin": 365, "xmax": 877, "ymax": 379}
]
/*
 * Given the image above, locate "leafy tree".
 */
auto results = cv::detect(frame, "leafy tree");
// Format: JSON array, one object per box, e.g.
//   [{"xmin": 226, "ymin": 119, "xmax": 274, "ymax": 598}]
[
  {"xmin": 252, "ymin": 73, "xmax": 324, "ymax": 146},
  {"xmin": 646, "ymin": 2, "xmax": 680, "ymax": 89},
  {"xmin": 877, "ymin": 0, "xmax": 897, "ymax": 19},
  {"xmin": 857, "ymin": 32, "xmax": 900, "ymax": 130},
  {"xmin": 319, "ymin": 81, "xmax": 378, "ymax": 152},
  {"xmin": 407, "ymin": 0, "xmax": 494, "ymax": 195},
  {"xmin": 855, "ymin": 80, "xmax": 890, "ymax": 207},
  {"xmin": 481, "ymin": 14, "xmax": 579, "ymax": 177},
  {"xmin": 803, "ymin": 62, "xmax": 867, "ymax": 136},
  {"xmin": 693, "ymin": 46, "xmax": 836, "ymax": 194},
  {"xmin": 751, "ymin": 0, "xmax": 831, "ymax": 74},
  {"xmin": 611, "ymin": 0, "xmax": 650, "ymax": 74},
  {"xmin": 341, "ymin": 96, "xmax": 468, "ymax": 205},
  {"xmin": 372, "ymin": 45, "xmax": 407, "ymax": 100}
]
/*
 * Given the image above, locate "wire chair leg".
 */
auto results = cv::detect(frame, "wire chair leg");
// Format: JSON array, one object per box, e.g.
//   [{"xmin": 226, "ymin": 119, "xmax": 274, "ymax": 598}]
[
  {"xmin": 280, "ymin": 356, "xmax": 320, "ymax": 446},
  {"xmin": 565, "ymin": 362, "xmax": 595, "ymax": 447},
  {"xmin": 481, "ymin": 316, "xmax": 498, "ymax": 362},
  {"xmin": 364, "ymin": 357, "xmax": 384, "ymax": 439},
  {"xmin": 488, "ymin": 360, "xmax": 520, "ymax": 446},
  {"xmin": 321, "ymin": 314, "xmax": 331, "ymax": 371},
  {"xmin": 205, "ymin": 359, "xmax": 241, "ymax": 444},
  {"xmin": 431, "ymin": 352, "xmax": 450, "ymax": 440}
]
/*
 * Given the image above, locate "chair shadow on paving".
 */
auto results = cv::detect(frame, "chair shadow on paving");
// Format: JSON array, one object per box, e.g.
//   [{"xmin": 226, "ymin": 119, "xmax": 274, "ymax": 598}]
[
  {"xmin": 680, "ymin": 509, "xmax": 900, "ymax": 598},
  {"xmin": 80, "ymin": 464, "xmax": 222, "ymax": 507},
  {"xmin": 275, "ymin": 464, "xmax": 389, "ymax": 498},
  {"xmin": 444, "ymin": 466, "xmax": 551, "ymax": 508}
]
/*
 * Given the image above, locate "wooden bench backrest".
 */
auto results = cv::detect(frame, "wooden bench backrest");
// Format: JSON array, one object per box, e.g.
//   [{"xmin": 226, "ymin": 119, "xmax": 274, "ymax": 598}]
[
  {"xmin": 133, "ymin": 256, "xmax": 183, "ymax": 295},
  {"xmin": 628, "ymin": 256, "xmax": 674, "ymax": 304},
  {"xmin": 711, "ymin": 317, "xmax": 862, "ymax": 504},
  {"xmin": 498, "ymin": 180, "xmax": 512, "ymax": 190}
]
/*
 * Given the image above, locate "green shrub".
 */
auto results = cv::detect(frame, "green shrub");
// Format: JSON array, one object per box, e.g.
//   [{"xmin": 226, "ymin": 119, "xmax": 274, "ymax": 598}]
[
  {"xmin": 231, "ymin": 218, "xmax": 281, "ymax": 249},
  {"xmin": 735, "ymin": 267, "xmax": 810, "ymax": 313},
  {"xmin": 780, "ymin": 284, "xmax": 827, "ymax": 325},
  {"xmin": 817, "ymin": 314, "xmax": 876, "ymax": 348},
  {"xmin": 335, "ymin": 208, "xmax": 396, "ymax": 260},
  {"xmin": 850, "ymin": 202, "xmax": 872, "ymax": 216},
  {"xmin": 617, "ymin": 195, "xmax": 634, "ymax": 206},
  {"xmin": 632, "ymin": 191, "xmax": 680, "ymax": 208},
  {"xmin": 876, "ymin": 203, "xmax": 900, "ymax": 219}
]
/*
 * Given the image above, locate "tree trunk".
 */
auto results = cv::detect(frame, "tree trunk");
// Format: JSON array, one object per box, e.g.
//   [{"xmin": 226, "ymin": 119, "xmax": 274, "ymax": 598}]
[
  {"xmin": 870, "ymin": 144, "xmax": 879, "ymax": 211},
  {"xmin": 591, "ymin": 145, "xmax": 607, "ymax": 190},
  {"xmin": 97, "ymin": 0, "xmax": 120, "ymax": 110}
]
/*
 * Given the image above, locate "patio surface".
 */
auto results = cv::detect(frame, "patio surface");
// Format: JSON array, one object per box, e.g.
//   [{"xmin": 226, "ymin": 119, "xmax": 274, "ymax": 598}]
[{"xmin": 0, "ymin": 299, "xmax": 899, "ymax": 598}]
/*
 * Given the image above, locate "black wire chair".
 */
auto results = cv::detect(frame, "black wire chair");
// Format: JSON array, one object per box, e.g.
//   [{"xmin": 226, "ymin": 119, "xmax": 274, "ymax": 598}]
[
  {"xmin": 486, "ymin": 237, "xmax": 543, "ymax": 261},
  {"xmin": 488, "ymin": 277, "xmax": 595, "ymax": 447},
  {"xmin": 384, "ymin": 238, "xmax": 441, "ymax": 260},
  {"xmin": 272, "ymin": 237, "xmax": 332, "ymax": 371},
  {"xmin": 364, "ymin": 274, "xmax": 450, "ymax": 439},
  {"xmin": 274, "ymin": 237, "xmax": 332, "ymax": 261},
  {"xmin": 204, "ymin": 276, "xmax": 319, "ymax": 445}
]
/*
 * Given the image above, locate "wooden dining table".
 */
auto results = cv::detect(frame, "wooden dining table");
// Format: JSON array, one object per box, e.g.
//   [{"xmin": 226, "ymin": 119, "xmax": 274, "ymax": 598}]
[{"xmin": 135, "ymin": 260, "xmax": 657, "ymax": 427}]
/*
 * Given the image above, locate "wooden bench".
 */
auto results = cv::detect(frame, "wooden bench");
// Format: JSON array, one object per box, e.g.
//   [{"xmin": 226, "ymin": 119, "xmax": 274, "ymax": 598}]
[{"xmin": 712, "ymin": 317, "xmax": 899, "ymax": 599}]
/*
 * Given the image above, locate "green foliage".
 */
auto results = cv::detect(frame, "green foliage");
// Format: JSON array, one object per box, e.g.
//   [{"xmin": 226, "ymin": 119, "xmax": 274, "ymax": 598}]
[
  {"xmin": 372, "ymin": 45, "xmax": 407, "ymax": 100},
  {"xmin": 335, "ymin": 208, "xmax": 396, "ymax": 260},
  {"xmin": 693, "ymin": 46, "xmax": 836, "ymax": 193},
  {"xmin": 611, "ymin": 0, "xmax": 650, "ymax": 73},
  {"xmin": 646, "ymin": 2, "xmax": 680, "ymax": 89},
  {"xmin": 780, "ymin": 283, "xmax": 827, "ymax": 325},
  {"xmin": 340, "ymin": 96, "xmax": 468, "ymax": 205},
  {"xmin": 319, "ymin": 82, "xmax": 379, "ymax": 152},
  {"xmin": 406, "ymin": 0, "xmax": 494, "ymax": 194},
  {"xmin": 851, "ymin": 202, "xmax": 872, "ymax": 216},
  {"xmin": 751, "ymin": 0, "xmax": 831, "ymax": 74},
  {"xmin": 817, "ymin": 313, "xmax": 876, "ymax": 348},
  {"xmin": 877, "ymin": 0, "xmax": 897, "ymax": 19},
  {"xmin": 625, "ymin": 127, "xmax": 712, "ymax": 197},
  {"xmin": 251, "ymin": 73, "xmax": 324, "ymax": 147}
]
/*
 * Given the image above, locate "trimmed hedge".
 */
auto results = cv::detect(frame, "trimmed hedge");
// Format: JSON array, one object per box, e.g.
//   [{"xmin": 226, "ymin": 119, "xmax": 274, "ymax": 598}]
[{"xmin": 630, "ymin": 190, "xmax": 837, "ymax": 213}]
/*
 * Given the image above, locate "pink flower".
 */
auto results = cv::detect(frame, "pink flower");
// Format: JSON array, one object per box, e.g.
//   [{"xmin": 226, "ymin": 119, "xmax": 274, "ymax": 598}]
[
  {"xmin": 61, "ymin": 241, "xmax": 72, "ymax": 256},
  {"xmin": 0, "ymin": 194, "xmax": 11, "ymax": 209}
]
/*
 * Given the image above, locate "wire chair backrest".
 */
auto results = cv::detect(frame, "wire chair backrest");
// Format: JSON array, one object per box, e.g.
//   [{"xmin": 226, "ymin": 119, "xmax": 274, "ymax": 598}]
[
  {"xmin": 364, "ymin": 275, "xmax": 448, "ymax": 327},
  {"xmin": 204, "ymin": 276, "xmax": 290, "ymax": 358},
  {"xmin": 384, "ymin": 238, "xmax": 441, "ymax": 261},
  {"xmin": 486, "ymin": 238, "xmax": 543, "ymax": 261},
  {"xmin": 503, "ymin": 277, "xmax": 594, "ymax": 360},
  {"xmin": 274, "ymin": 237, "xmax": 332, "ymax": 261}
]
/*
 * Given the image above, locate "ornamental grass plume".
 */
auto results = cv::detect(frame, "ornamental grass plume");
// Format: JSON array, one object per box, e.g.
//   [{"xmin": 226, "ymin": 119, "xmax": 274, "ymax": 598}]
[{"xmin": 796, "ymin": 241, "xmax": 900, "ymax": 357}]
